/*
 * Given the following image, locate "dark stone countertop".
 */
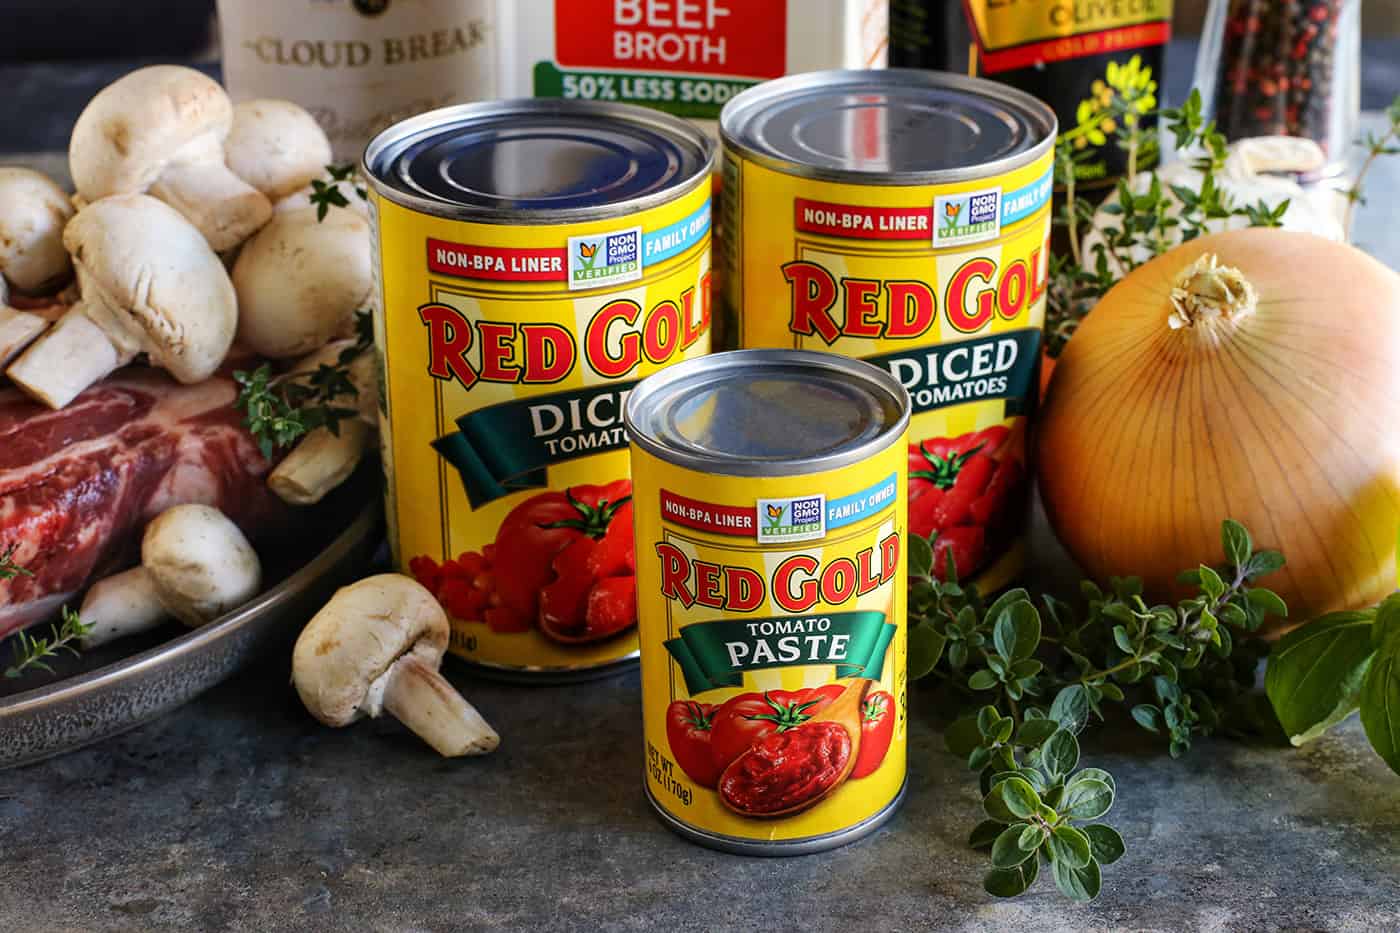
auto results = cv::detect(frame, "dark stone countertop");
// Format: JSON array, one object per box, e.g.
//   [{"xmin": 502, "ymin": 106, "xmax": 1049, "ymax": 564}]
[{"xmin": 2, "ymin": 56, "xmax": 1400, "ymax": 933}]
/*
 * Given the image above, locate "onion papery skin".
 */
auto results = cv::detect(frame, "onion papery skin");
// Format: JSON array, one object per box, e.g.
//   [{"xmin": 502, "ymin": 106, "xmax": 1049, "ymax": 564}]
[{"xmin": 1036, "ymin": 229, "xmax": 1400, "ymax": 631}]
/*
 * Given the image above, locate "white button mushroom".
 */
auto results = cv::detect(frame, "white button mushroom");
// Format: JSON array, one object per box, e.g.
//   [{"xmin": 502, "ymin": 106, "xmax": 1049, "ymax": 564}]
[
  {"xmin": 0, "ymin": 168, "xmax": 73, "ymax": 366},
  {"xmin": 268, "ymin": 338, "xmax": 379, "ymax": 506},
  {"xmin": 80, "ymin": 504, "xmax": 262, "ymax": 647},
  {"xmin": 232, "ymin": 208, "xmax": 372, "ymax": 359},
  {"xmin": 293, "ymin": 574, "xmax": 500, "ymax": 758},
  {"xmin": 225, "ymin": 99, "xmax": 334, "ymax": 202},
  {"xmin": 68, "ymin": 65, "xmax": 273, "ymax": 252},
  {"xmin": 7, "ymin": 194, "xmax": 238, "ymax": 409}
]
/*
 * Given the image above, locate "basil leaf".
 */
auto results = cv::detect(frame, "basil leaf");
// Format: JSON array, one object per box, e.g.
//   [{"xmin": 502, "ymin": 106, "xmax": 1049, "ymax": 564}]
[
  {"xmin": 1359, "ymin": 637, "xmax": 1400, "ymax": 776},
  {"xmin": 907, "ymin": 622, "xmax": 946, "ymax": 680},
  {"xmin": 1265, "ymin": 610, "xmax": 1376, "ymax": 745}
]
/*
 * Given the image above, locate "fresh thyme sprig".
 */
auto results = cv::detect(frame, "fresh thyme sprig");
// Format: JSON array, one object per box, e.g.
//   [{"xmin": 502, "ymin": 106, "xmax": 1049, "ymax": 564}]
[
  {"xmin": 1046, "ymin": 90, "xmax": 1291, "ymax": 356},
  {"xmin": 0, "ymin": 544, "xmax": 32, "ymax": 581},
  {"xmin": 908, "ymin": 520, "xmax": 1286, "ymax": 900},
  {"xmin": 308, "ymin": 163, "xmax": 370, "ymax": 221},
  {"xmin": 1345, "ymin": 96, "xmax": 1400, "ymax": 236},
  {"xmin": 234, "ymin": 310, "xmax": 373, "ymax": 459},
  {"xmin": 5, "ymin": 606, "xmax": 93, "ymax": 680}
]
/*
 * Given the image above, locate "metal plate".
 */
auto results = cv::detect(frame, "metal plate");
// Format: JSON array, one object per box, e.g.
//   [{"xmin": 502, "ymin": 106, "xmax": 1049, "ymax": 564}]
[
  {"xmin": 720, "ymin": 68, "xmax": 1056, "ymax": 185},
  {"xmin": 0, "ymin": 484, "xmax": 382, "ymax": 770}
]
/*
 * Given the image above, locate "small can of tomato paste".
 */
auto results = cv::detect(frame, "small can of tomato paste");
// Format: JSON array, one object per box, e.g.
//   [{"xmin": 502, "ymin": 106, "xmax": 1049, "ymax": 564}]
[
  {"xmin": 365, "ymin": 100, "xmax": 714, "ymax": 680},
  {"xmin": 720, "ymin": 69, "xmax": 1055, "ymax": 592},
  {"xmin": 626, "ymin": 349, "xmax": 910, "ymax": 854}
]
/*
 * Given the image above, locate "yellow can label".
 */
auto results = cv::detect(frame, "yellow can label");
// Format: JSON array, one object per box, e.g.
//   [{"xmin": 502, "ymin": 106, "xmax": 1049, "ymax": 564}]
[
  {"xmin": 371, "ymin": 180, "xmax": 712, "ymax": 671},
  {"xmin": 721, "ymin": 149, "xmax": 1051, "ymax": 590},
  {"xmin": 632, "ymin": 440, "xmax": 907, "ymax": 842}
]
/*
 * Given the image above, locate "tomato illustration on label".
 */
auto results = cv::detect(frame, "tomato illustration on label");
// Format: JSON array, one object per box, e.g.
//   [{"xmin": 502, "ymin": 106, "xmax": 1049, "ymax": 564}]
[
  {"xmin": 411, "ymin": 479, "xmax": 637, "ymax": 645},
  {"xmin": 709, "ymin": 685, "xmax": 844, "ymax": 772},
  {"xmin": 666, "ymin": 700, "xmax": 721, "ymax": 789},
  {"xmin": 908, "ymin": 423, "xmax": 1026, "ymax": 579},
  {"xmin": 851, "ymin": 690, "xmax": 895, "ymax": 779}
]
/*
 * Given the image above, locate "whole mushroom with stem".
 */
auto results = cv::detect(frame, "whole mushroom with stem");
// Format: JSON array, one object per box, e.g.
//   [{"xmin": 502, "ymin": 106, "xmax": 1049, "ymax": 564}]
[
  {"xmin": 80, "ymin": 504, "xmax": 262, "ymax": 647},
  {"xmin": 293, "ymin": 574, "xmax": 500, "ymax": 758},
  {"xmin": 8, "ymin": 194, "xmax": 238, "ymax": 409},
  {"xmin": 69, "ymin": 65, "xmax": 272, "ymax": 252},
  {"xmin": 0, "ymin": 167, "xmax": 74, "ymax": 365},
  {"xmin": 232, "ymin": 207, "xmax": 372, "ymax": 359},
  {"xmin": 225, "ymin": 99, "xmax": 334, "ymax": 203}
]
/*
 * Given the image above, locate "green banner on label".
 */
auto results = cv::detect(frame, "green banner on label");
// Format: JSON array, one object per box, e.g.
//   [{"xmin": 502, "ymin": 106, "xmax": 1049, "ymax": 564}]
[
  {"xmin": 664, "ymin": 611, "xmax": 895, "ymax": 694},
  {"xmin": 432, "ymin": 381, "xmax": 633, "ymax": 508},
  {"xmin": 532, "ymin": 62, "xmax": 758, "ymax": 120},
  {"xmin": 867, "ymin": 328, "xmax": 1042, "ymax": 416}
]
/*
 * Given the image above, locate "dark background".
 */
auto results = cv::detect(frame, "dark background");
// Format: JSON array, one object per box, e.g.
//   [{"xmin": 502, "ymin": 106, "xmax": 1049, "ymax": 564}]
[{"xmin": 0, "ymin": 1, "xmax": 1396, "ymax": 154}]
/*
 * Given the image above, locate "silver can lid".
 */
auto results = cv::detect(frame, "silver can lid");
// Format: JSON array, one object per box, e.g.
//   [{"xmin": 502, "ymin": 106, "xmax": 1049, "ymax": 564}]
[
  {"xmin": 364, "ymin": 99, "xmax": 714, "ymax": 224},
  {"xmin": 720, "ymin": 69, "xmax": 1056, "ymax": 185},
  {"xmin": 625, "ymin": 350, "xmax": 910, "ymax": 477}
]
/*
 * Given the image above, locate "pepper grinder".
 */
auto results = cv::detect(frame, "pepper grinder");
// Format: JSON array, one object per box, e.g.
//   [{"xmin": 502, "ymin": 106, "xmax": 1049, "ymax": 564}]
[{"xmin": 1192, "ymin": 0, "xmax": 1360, "ymax": 177}]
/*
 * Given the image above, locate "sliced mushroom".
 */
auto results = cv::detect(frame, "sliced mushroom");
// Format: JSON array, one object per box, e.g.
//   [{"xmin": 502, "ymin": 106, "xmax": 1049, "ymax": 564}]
[
  {"xmin": 8, "ymin": 194, "xmax": 238, "ymax": 409},
  {"xmin": 293, "ymin": 574, "xmax": 499, "ymax": 758},
  {"xmin": 69, "ymin": 65, "xmax": 272, "ymax": 251},
  {"xmin": 267, "ymin": 339, "xmax": 378, "ymax": 505},
  {"xmin": 80, "ymin": 504, "xmax": 262, "ymax": 647},
  {"xmin": 0, "ymin": 168, "xmax": 75, "ymax": 366},
  {"xmin": 232, "ymin": 208, "xmax": 372, "ymax": 359},
  {"xmin": 225, "ymin": 99, "xmax": 334, "ymax": 201}
]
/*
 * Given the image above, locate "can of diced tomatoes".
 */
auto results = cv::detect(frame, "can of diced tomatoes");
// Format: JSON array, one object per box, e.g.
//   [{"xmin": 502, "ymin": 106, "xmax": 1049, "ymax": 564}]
[
  {"xmin": 365, "ymin": 100, "xmax": 714, "ymax": 680},
  {"xmin": 626, "ymin": 349, "xmax": 910, "ymax": 854},
  {"xmin": 720, "ymin": 69, "xmax": 1055, "ymax": 592}
]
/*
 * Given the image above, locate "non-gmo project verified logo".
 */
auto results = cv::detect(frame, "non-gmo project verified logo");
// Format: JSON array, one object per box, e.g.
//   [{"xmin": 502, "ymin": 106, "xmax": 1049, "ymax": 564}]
[
  {"xmin": 568, "ymin": 226, "xmax": 642, "ymax": 290},
  {"xmin": 933, "ymin": 188, "xmax": 1001, "ymax": 248},
  {"xmin": 756, "ymin": 494, "xmax": 826, "ymax": 544}
]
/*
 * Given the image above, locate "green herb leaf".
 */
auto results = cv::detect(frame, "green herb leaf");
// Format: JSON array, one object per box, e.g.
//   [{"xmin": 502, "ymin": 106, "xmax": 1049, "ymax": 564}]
[
  {"xmin": 998, "ymin": 778, "xmax": 1041, "ymax": 820},
  {"xmin": 1050, "ymin": 685, "xmax": 1092, "ymax": 733},
  {"xmin": 1266, "ymin": 610, "xmax": 1376, "ymax": 745},
  {"xmin": 1052, "ymin": 854, "xmax": 1102, "ymax": 902},
  {"xmin": 969, "ymin": 669, "xmax": 1000, "ymax": 691},
  {"xmin": 1015, "ymin": 718, "xmax": 1058, "ymax": 748},
  {"xmin": 1047, "ymin": 825, "xmax": 1093, "ymax": 869},
  {"xmin": 1359, "ymin": 634, "xmax": 1400, "ymax": 776},
  {"xmin": 992, "ymin": 825, "xmax": 1037, "ymax": 868},
  {"xmin": 907, "ymin": 622, "xmax": 946, "ymax": 679},
  {"xmin": 1060, "ymin": 778, "xmax": 1114, "ymax": 821},
  {"xmin": 985, "ymin": 858, "xmax": 1039, "ymax": 898},
  {"xmin": 4, "ymin": 606, "xmax": 93, "ymax": 680},
  {"xmin": 1042, "ymin": 730, "xmax": 1080, "ymax": 779},
  {"xmin": 1082, "ymin": 824, "xmax": 1125, "ymax": 865},
  {"xmin": 969, "ymin": 820, "xmax": 1004, "ymax": 850},
  {"xmin": 994, "ymin": 600, "xmax": 1041, "ymax": 662},
  {"xmin": 946, "ymin": 714, "xmax": 983, "ymax": 759},
  {"xmin": 908, "ymin": 533, "xmax": 934, "ymax": 579}
]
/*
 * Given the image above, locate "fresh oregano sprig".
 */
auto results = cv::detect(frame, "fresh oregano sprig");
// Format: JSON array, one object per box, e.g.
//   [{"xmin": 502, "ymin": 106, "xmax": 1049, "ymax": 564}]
[{"xmin": 907, "ymin": 520, "xmax": 1287, "ymax": 900}]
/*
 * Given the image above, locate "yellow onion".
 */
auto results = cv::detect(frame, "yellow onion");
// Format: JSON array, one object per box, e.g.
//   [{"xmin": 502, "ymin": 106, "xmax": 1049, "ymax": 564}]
[{"xmin": 1037, "ymin": 228, "xmax": 1400, "ymax": 627}]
